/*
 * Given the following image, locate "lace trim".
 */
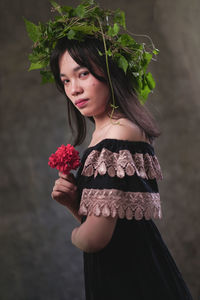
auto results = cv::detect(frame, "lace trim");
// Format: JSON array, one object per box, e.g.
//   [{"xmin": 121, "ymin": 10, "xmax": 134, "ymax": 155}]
[
  {"xmin": 82, "ymin": 148, "xmax": 163, "ymax": 180},
  {"xmin": 79, "ymin": 188, "xmax": 162, "ymax": 220}
]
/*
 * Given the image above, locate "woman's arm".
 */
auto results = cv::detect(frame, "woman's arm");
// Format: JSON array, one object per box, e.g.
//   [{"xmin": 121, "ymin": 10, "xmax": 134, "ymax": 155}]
[
  {"xmin": 52, "ymin": 174, "xmax": 117, "ymax": 249},
  {"xmin": 71, "ymin": 214, "xmax": 118, "ymax": 253},
  {"xmin": 51, "ymin": 172, "xmax": 81, "ymax": 223},
  {"xmin": 71, "ymin": 122, "xmax": 149, "ymax": 251}
]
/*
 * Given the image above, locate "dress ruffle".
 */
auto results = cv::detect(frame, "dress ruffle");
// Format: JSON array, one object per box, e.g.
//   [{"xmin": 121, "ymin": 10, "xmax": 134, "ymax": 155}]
[
  {"xmin": 81, "ymin": 148, "xmax": 163, "ymax": 180},
  {"xmin": 79, "ymin": 188, "xmax": 162, "ymax": 220}
]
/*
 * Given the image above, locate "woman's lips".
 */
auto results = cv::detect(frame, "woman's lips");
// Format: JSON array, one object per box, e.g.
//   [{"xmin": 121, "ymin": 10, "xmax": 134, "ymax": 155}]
[{"xmin": 75, "ymin": 99, "xmax": 89, "ymax": 108}]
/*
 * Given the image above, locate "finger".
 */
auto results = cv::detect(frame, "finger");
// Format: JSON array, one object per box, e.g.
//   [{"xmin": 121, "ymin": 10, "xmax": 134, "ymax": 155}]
[
  {"xmin": 51, "ymin": 191, "xmax": 60, "ymax": 199},
  {"xmin": 55, "ymin": 178, "xmax": 77, "ymax": 191},
  {"xmin": 53, "ymin": 183, "xmax": 76, "ymax": 194},
  {"xmin": 59, "ymin": 172, "xmax": 75, "ymax": 183},
  {"xmin": 59, "ymin": 172, "xmax": 69, "ymax": 180},
  {"xmin": 51, "ymin": 191, "xmax": 66, "ymax": 200},
  {"xmin": 53, "ymin": 185, "xmax": 70, "ymax": 193}
]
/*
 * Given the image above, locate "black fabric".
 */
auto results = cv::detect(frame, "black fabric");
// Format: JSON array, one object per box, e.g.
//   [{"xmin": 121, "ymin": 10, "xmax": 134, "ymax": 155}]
[{"xmin": 76, "ymin": 139, "xmax": 193, "ymax": 300}]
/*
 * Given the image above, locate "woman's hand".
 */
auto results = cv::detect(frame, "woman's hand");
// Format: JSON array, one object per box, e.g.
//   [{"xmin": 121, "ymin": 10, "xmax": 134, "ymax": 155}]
[{"xmin": 51, "ymin": 172, "xmax": 79, "ymax": 212}]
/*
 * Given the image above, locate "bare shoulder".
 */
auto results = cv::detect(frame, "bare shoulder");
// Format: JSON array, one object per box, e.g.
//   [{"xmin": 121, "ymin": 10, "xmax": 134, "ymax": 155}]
[{"xmin": 105, "ymin": 118, "xmax": 149, "ymax": 143}]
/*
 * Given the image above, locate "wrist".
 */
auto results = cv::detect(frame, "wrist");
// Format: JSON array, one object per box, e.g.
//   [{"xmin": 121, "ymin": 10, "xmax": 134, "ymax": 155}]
[
  {"xmin": 67, "ymin": 204, "xmax": 81, "ymax": 223},
  {"xmin": 67, "ymin": 199, "xmax": 79, "ymax": 213}
]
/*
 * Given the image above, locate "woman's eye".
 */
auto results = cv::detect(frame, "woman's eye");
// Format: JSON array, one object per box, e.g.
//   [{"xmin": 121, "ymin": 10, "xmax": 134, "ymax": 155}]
[
  {"xmin": 80, "ymin": 71, "xmax": 89, "ymax": 78},
  {"xmin": 62, "ymin": 79, "xmax": 69, "ymax": 85}
]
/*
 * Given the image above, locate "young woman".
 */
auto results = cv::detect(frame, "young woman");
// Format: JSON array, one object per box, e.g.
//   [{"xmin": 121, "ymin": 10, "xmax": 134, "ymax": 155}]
[{"xmin": 50, "ymin": 37, "xmax": 193, "ymax": 300}]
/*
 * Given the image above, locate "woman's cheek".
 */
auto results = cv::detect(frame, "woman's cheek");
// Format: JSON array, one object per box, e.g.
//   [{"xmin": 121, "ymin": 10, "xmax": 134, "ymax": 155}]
[{"xmin": 64, "ymin": 87, "xmax": 70, "ymax": 99}]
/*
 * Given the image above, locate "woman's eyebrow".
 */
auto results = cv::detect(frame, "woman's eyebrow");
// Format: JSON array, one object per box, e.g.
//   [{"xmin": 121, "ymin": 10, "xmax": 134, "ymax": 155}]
[{"xmin": 60, "ymin": 66, "xmax": 85, "ymax": 77}]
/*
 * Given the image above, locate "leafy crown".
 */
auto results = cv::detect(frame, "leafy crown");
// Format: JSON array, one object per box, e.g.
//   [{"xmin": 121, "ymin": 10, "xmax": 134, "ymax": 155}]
[{"xmin": 24, "ymin": 0, "xmax": 159, "ymax": 104}]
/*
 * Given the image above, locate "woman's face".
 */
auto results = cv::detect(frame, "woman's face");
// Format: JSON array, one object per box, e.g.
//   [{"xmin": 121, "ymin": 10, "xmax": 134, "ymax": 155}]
[{"xmin": 59, "ymin": 51, "xmax": 110, "ymax": 118}]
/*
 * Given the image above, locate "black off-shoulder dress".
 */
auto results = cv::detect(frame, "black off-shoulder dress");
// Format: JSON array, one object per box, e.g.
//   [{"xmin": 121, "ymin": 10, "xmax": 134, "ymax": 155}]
[{"xmin": 76, "ymin": 139, "xmax": 193, "ymax": 300}]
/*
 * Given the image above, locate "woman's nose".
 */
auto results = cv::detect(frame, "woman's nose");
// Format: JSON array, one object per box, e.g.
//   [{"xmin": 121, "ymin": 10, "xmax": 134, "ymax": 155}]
[{"xmin": 71, "ymin": 80, "xmax": 83, "ymax": 96}]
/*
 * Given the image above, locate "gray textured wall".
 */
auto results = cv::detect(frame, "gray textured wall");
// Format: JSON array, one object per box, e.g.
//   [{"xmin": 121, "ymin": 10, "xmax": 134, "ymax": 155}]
[{"xmin": 0, "ymin": 0, "xmax": 199, "ymax": 299}]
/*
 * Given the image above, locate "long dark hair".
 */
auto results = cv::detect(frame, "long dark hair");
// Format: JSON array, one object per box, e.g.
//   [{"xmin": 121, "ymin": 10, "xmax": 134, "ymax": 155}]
[{"xmin": 50, "ymin": 37, "xmax": 161, "ymax": 146}]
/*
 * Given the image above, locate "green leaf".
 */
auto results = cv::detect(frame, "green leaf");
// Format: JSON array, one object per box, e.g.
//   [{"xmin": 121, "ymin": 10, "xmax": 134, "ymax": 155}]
[
  {"xmin": 136, "ymin": 77, "xmax": 143, "ymax": 90},
  {"xmin": 28, "ymin": 53, "xmax": 42, "ymax": 63},
  {"xmin": 113, "ymin": 23, "xmax": 120, "ymax": 36},
  {"xmin": 28, "ymin": 61, "xmax": 45, "ymax": 71},
  {"xmin": 40, "ymin": 70, "xmax": 54, "ymax": 84},
  {"xmin": 61, "ymin": 5, "xmax": 73, "ymax": 16},
  {"xmin": 74, "ymin": 4, "xmax": 86, "ymax": 18},
  {"xmin": 50, "ymin": 0, "xmax": 63, "ymax": 14},
  {"xmin": 70, "ymin": 24, "xmax": 98, "ymax": 34},
  {"xmin": 116, "ymin": 54, "xmax": 128, "ymax": 73},
  {"xmin": 140, "ymin": 84, "xmax": 151, "ymax": 102},
  {"xmin": 24, "ymin": 18, "xmax": 41, "ymax": 42},
  {"xmin": 144, "ymin": 52, "xmax": 152, "ymax": 64},
  {"xmin": 107, "ymin": 23, "xmax": 120, "ymax": 37},
  {"xmin": 97, "ymin": 49, "xmax": 103, "ymax": 56},
  {"xmin": 28, "ymin": 53, "xmax": 36, "ymax": 63},
  {"xmin": 67, "ymin": 29, "xmax": 76, "ymax": 39},
  {"xmin": 54, "ymin": 15, "xmax": 64, "ymax": 22},
  {"xmin": 114, "ymin": 9, "xmax": 126, "ymax": 29},
  {"xmin": 142, "ymin": 52, "xmax": 153, "ymax": 72},
  {"xmin": 106, "ymin": 48, "xmax": 112, "ymax": 57},
  {"xmin": 52, "ymin": 41, "xmax": 57, "ymax": 49},
  {"xmin": 117, "ymin": 34, "xmax": 135, "ymax": 47},
  {"xmin": 146, "ymin": 72, "xmax": 155, "ymax": 90},
  {"xmin": 153, "ymin": 48, "xmax": 159, "ymax": 55}
]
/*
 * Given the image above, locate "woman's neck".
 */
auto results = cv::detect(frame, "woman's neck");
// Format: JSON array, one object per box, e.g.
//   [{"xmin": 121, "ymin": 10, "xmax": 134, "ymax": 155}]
[
  {"xmin": 94, "ymin": 116, "xmax": 112, "ymax": 131},
  {"xmin": 90, "ymin": 112, "xmax": 125, "ymax": 148},
  {"xmin": 93, "ymin": 109, "xmax": 125, "ymax": 131}
]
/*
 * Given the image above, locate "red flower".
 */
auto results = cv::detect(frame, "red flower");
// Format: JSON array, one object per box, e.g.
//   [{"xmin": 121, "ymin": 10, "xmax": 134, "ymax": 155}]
[{"xmin": 48, "ymin": 144, "xmax": 81, "ymax": 175}]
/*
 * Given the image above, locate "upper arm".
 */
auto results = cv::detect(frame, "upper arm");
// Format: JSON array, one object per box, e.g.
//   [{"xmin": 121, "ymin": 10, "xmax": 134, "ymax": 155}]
[{"xmin": 72, "ymin": 214, "xmax": 117, "ymax": 253}]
